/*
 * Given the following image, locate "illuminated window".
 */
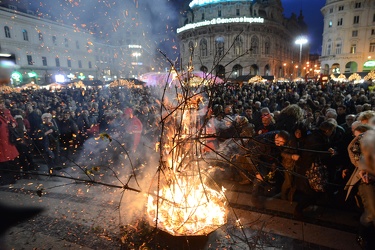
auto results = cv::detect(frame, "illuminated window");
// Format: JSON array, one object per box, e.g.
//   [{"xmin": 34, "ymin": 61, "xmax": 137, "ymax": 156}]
[
  {"xmin": 350, "ymin": 44, "xmax": 357, "ymax": 54},
  {"xmin": 4, "ymin": 26, "xmax": 11, "ymax": 38},
  {"xmin": 22, "ymin": 29, "xmax": 28, "ymax": 41},
  {"xmin": 329, "ymin": 20, "xmax": 332, "ymax": 27}
]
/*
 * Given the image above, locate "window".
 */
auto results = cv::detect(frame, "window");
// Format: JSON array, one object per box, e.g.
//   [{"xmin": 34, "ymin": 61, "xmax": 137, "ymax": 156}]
[
  {"xmin": 251, "ymin": 36, "xmax": 259, "ymax": 54},
  {"xmin": 352, "ymin": 30, "xmax": 358, "ymax": 37},
  {"xmin": 64, "ymin": 38, "xmax": 69, "ymax": 48},
  {"xmin": 4, "ymin": 26, "xmax": 11, "ymax": 38},
  {"xmin": 38, "ymin": 32, "xmax": 43, "ymax": 41},
  {"xmin": 215, "ymin": 37, "xmax": 225, "ymax": 57},
  {"xmin": 373, "ymin": 13, "xmax": 375, "ymax": 22},
  {"xmin": 355, "ymin": 2, "xmax": 361, "ymax": 8},
  {"xmin": 236, "ymin": 9, "xmax": 240, "ymax": 16},
  {"xmin": 370, "ymin": 43, "xmax": 375, "ymax": 53},
  {"xmin": 327, "ymin": 40, "xmax": 332, "ymax": 55},
  {"xmin": 201, "ymin": 13, "xmax": 204, "ymax": 20},
  {"xmin": 188, "ymin": 41, "xmax": 194, "ymax": 54},
  {"xmin": 88, "ymin": 61, "xmax": 92, "ymax": 69},
  {"xmin": 264, "ymin": 40, "xmax": 270, "ymax": 54},
  {"xmin": 372, "ymin": 29, "xmax": 375, "ymax": 35},
  {"xmin": 76, "ymin": 41, "xmax": 80, "ymax": 49},
  {"xmin": 67, "ymin": 59, "xmax": 71, "ymax": 67},
  {"xmin": 42, "ymin": 56, "xmax": 47, "ymax": 66},
  {"xmin": 350, "ymin": 44, "xmax": 357, "ymax": 54},
  {"xmin": 354, "ymin": 16, "xmax": 360, "ymax": 24},
  {"xmin": 218, "ymin": 10, "xmax": 221, "ymax": 17},
  {"xmin": 199, "ymin": 38, "xmax": 208, "ymax": 57},
  {"xmin": 337, "ymin": 18, "xmax": 343, "ymax": 26},
  {"xmin": 338, "ymin": 6, "xmax": 344, "ymax": 11},
  {"xmin": 27, "ymin": 55, "xmax": 33, "ymax": 65},
  {"xmin": 78, "ymin": 60, "xmax": 82, "ymax": 68},
  {"xmin": 22, "ymin": 29, "xmax": 28, "ymax": 41},
  {"xmin": 234, "ymin": 36, "xmax": 243, "ymax": 55},
  {"xmin": 329, "ymin": 20, "xmax": 332, "ymax": 27},
  {"xmin": 329, "ymin": 8, "xmax": 333, "ymax": 13},
  {"xmin": 52, "ymin": 36, "xmax": 57, "ymax": 45},
  {"xmin": 55, "ymin": 57, "xmax": 60, "ymax": 67},
  {"xmin": 336, "ymin": 42, "xmax": 342, "ymax": 54}
]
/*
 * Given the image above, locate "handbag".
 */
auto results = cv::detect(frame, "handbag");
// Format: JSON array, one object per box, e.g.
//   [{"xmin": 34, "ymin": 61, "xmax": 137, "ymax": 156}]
[{"xmin": 306, "ymin": 158, "xmax": 328, "ymax": 192}]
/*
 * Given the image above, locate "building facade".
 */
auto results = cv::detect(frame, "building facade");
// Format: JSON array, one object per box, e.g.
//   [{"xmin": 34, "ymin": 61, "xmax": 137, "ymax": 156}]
[
  {"xmin": 177, "ymin": 0, "xmax": 308, "ymax": 80},
  {"xmin": 320, "ymin": 0, "xmax": 375, "ymax": 75},
  {"xmin": 0, "ymin": 6, "xmax": 99, "ymax": 85}
]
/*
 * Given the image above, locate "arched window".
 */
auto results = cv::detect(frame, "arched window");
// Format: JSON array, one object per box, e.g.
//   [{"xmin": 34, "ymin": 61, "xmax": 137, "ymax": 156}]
[
  {"xmin": 22, "ymin": 29, "xmax": 28, "ymax": 41},
  {"xmin": 251, "ymin": 36, "xmax": 259, "ymax": 54},
  {"xmin": 200, "ymin": 38, "xmax": 208, "ymax": 57},
  {"xmin": 234, "ymin": 36, "xmax": 243, "ymax": 55},
  {"xmin": 215, "ymin": 37, "xmax": 224, "ymax": 57},
  {"xmin": 188, "ymin": 41, "xmax": 195, "ymax": 54},
  {"xmin": 335, "ymin": 39, "xmax": 342, "ymax": 54},
  {"xmin": 326, "ymin": 39, "xmax": 332, "ymax": 55},
  {"xmin": 4, "ymin": 26, "xmax": 11, "ymax": 38},
  {"xmin": 264, "ymin": 37, "xmax": 271, "ymax": 55},
  {"xmin": 232, "ymin": 64, "xmax": 243, "ymax": 76}
]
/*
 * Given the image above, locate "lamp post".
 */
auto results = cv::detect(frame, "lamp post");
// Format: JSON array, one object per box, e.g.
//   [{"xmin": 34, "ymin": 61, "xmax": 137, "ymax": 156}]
[{"xmin": 295, "ymin": 37, "xmax": 308, "ymax": 77}]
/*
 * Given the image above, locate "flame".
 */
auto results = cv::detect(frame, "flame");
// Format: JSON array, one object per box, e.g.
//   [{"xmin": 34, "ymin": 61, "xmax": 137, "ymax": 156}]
[
  {"xmin": 147, "ymin": 170, "xmax": 227, "ymax": 236},
  {"xmin": 147, "ymin": 93, "xmax": 227, "ymax": 236}
]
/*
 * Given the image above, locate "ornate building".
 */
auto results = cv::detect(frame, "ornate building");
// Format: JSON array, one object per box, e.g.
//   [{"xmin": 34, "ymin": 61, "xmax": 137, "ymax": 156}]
[
  {"xmin": 320, "ymin": 0, "xmax": 375, "ymax": 75},
  {"xmin": 177, "ymin": 0, "xmax": 308, "ymax": 79}
]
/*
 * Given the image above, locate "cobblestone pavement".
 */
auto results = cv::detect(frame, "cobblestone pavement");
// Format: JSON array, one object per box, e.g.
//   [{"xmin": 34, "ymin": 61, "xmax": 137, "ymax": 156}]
[{"xmin": 0, "ymin": 165, "xmax": 361, "ymax": 250}]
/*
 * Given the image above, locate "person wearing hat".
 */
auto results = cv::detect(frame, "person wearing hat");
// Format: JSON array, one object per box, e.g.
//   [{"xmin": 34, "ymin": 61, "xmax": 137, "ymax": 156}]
[{"xmin": 123, "ymin": 108, "xmax": 143, "ymax": 153}]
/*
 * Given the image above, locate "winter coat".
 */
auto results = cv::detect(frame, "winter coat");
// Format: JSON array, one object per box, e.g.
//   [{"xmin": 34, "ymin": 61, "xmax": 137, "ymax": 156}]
[{"xmin": 0, "ymin": 109, "xmax": 19, "ymax": 162}]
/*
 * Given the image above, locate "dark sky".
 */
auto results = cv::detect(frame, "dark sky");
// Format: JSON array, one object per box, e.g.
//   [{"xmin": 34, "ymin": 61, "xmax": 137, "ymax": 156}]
[{"xmin": 281, "ymin": 0, "xmax": 326, "ymax": 54}]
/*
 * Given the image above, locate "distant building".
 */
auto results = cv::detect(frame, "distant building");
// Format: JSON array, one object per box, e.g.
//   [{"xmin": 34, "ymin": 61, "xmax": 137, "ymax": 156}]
[
  {"xmin": 177, "ymin": 0, "xmax": 308, "ymax": 80},
  {"xmin": 0, "ymin": 6, "xmax": 96, "ymax": 85},
  {"xmin": 320, "ymin": 0, "xmax": 375, "ymax": 75}
]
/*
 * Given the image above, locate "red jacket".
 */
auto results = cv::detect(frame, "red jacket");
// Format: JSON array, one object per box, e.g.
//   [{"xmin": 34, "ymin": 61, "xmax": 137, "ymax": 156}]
[
  {"xmin": 125, "ymin": 116, "xmax": 143, "ymax": 152},
  {"xmin": 0, "ymin": 108, "xmax": 19, "ymax": 162}
]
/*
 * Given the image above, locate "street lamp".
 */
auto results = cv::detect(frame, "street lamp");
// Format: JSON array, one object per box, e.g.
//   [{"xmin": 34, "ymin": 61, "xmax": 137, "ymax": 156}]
[{"xmin": 295, "ymin": 37, "xmax": 308, "ymax": 77}]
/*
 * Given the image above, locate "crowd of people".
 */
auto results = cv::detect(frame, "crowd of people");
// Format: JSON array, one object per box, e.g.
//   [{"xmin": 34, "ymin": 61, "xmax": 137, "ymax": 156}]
[{"xmin": 0, "ymin": 78, "xmax": 375, "ymax": 248}]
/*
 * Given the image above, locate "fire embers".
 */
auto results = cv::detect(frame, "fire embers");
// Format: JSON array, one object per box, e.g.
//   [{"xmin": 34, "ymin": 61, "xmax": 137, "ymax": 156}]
[{"xmin": 147, "ymin": 168, "xmax": 227, "ymax": 236}]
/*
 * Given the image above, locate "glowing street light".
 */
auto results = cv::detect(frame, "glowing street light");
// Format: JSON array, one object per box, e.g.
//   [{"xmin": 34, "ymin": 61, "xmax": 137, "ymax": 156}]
[{"xmin": 295, "ymin": 37, "xmax": 308, "ymax": 77}]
